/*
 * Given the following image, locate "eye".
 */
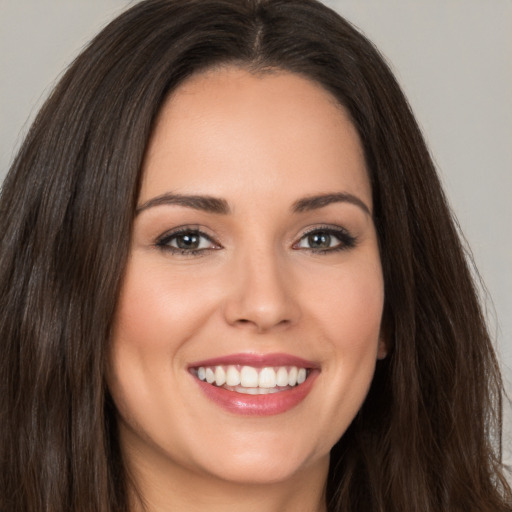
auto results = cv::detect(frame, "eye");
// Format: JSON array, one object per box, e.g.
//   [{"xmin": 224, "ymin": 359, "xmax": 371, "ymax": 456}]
[
  {"xmin": 156, "ymin": 228, "xmax": 220, "ymax": 254},
  {"xmin": 295, "ymin": 227, "xmax": 356, "ymax": 252}
]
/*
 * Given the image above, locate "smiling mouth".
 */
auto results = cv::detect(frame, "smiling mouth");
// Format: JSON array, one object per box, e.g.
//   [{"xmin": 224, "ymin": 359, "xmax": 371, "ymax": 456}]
[{"xmin": 191, "ymin": 365, "xmax": 311, "ymax": 395}]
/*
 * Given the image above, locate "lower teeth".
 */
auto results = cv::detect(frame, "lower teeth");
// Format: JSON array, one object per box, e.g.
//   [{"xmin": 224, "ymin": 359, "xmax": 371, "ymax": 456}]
[{"xmin": 224, "ymin": 385, "xmax": 291, "ymax": 395}]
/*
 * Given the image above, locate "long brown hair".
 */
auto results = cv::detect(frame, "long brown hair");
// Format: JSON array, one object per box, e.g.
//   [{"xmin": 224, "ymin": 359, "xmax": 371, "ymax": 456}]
[{"xmin": 0, "ymin": 1, "xmax": 509, "ymax": 511}]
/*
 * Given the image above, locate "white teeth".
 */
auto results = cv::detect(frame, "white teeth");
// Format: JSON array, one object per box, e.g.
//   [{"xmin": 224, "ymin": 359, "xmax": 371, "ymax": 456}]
[
  {"xmin": 259, "ymin": 367, "xmax": 277, "ymax": 388},
  {"xmin": 214, "ymin": 366, "xmax": 226, "ymax": 386},
  {"xmin": 276, "ymin": 367, "xmax": 288, "ymax": 387},
  {"xmin": 205, "ymin": 367, "xmax": 215, "ymax": 384},
  {"xmin": 226, "ymin": 365, "xmax": 241, "ymax": 386},
  {"xmin": 243, "ymin": 387, "xmax": 260, "ymax": 395},
  {"xmin": 232, "ymin": 386, "xmax": 281, "ymax": 395},
  {"xmin": 288, "ymin": 366, "xmax": 298, "ymax": 386},
  {"xmin": 240, "ymin": 366, "xmax": 259, "ymax": 387},
  {"xmin": 259, "ymin": 387, "xmax": 280, "ymax": 394},
  {"xmin": 195, "ymin": 364, "xmax": 311, "ymax": 391}
]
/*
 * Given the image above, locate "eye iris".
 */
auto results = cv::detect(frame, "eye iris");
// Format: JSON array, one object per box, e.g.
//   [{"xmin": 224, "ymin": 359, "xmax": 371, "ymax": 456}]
[
  {"xmin": 176, "ymin": 233, "xmax": 200, "ymax": 249},
  {"xmin": 308, "ymin": 232, "xmax": 331, "ymax": 249}
]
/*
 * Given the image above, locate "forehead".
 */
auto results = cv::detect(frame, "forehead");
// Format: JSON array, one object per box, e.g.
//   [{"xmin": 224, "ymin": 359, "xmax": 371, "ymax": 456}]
[{"xmin": 140, "ymin": 66, "xmax": 371, "ymax": 210}]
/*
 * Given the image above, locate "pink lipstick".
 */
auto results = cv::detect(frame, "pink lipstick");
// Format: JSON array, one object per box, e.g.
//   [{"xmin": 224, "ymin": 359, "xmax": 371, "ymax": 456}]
[{"xmin": 188, "ymin": 353, "xmax": 319, "ymax": 416}]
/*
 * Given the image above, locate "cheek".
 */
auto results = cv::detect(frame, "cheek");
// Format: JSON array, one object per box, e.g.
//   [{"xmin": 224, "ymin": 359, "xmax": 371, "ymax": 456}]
[
  {"xmin": 306, "ymin": 259, "xmax": 384, "ymax": 429},
  {"xmin": 112, "ymin": 257, "xmax": 217, "ymax": 356},
  {"xmin": 107, "ymin": 259, "xmax": 206, "ymax": 414},
  {"xmin": 107, "ymin": 258, "xmax": 211, "ymax": 435},
  {"xmin": 313, "ymin": 259, "xmax": 384, "ymax": 349}
]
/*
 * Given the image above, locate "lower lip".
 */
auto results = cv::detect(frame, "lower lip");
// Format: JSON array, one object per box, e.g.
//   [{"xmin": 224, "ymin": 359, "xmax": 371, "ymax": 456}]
[{"xmin": 193, "ymin": 371, "xmax": 319, "ymax": 416}]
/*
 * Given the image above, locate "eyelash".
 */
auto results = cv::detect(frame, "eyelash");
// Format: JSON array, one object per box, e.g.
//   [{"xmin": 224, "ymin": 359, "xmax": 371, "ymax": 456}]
[
  {"xmin": 155, "ymin": 227, "xmax": 219, "ymax": 256},
  {"xmin": 293, "ymin": 225, "xmax": 357, "ymax": 253},
  {"xmin": 155, "ymin": 225, "xmax": 357, "ymax": 256}
]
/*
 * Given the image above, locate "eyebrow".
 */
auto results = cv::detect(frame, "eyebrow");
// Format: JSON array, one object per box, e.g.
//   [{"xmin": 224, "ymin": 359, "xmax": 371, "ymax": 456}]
[
  {"xmin": 292, "ymin": 193, "xmax": 371, "ymax": 216},
  {"xmin": 136, "ymin": 191, "xmax": 370, "ymax": 216},
  {"xmin": 136, "ymin": 193, "xmax": 230, "ymax": 215}
]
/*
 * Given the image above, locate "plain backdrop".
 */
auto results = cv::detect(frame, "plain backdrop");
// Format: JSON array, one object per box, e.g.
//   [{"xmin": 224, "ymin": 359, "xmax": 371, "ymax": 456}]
[{"xmin": 1, "ymin": 0, "xmax": 511, "ymax": 461}]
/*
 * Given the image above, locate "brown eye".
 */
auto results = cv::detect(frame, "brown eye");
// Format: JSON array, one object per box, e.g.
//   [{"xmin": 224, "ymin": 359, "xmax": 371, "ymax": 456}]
[{"xmin": 156, "ymin": 229, "xmax": 219, "ymax": 253}]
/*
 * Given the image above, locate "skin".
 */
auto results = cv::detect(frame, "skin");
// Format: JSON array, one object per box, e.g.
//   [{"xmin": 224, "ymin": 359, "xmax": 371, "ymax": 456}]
[{"xmin": 108, "ymin": 66, "xmax": 386, "ymax": 512}]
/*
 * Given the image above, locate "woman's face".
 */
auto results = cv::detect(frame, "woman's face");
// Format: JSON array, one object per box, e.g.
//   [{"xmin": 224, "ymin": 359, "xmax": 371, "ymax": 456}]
[{"xmin": 108, "ymin": 67, "xmax": 385, "ymax": 488}]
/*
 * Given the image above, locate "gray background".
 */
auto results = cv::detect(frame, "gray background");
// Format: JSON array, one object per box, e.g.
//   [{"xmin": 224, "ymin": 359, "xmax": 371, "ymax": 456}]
[{"xmin": 1, "ymin": 0, "xmax": 511, "ymax": 461}]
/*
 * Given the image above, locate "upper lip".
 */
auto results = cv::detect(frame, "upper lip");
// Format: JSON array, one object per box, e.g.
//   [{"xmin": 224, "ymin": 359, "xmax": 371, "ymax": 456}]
[{"xmin": 188, "ymin": 352, "xmax": 319, "ymax": 369}]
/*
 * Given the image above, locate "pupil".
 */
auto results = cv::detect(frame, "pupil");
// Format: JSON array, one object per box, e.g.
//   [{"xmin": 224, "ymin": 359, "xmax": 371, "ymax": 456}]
[
  {"xmin": 177, "ymin": 234, "xmax": 199, "ymax": 249},
  {"xmin": 309, "ymin": 232, "xmax": 330, "ymax": 248}
]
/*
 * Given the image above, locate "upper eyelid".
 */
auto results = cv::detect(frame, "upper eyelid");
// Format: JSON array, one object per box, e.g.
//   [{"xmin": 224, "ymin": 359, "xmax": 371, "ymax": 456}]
[
  {"xmin": 157, "ymin": 225, "xmax": 215, "ymax": 240},
  {"xmin": 297, "ymin": 224, "xmax": 352, "ymax": 238},
  {"xmin": 294, "ymin": 225, "xmax": 357, "ymax": 250},
  {"xmin": 156, "ymin": 227, "xmax": 219, "ymax": 248},
  {"xmin": 154, "ymin": 223, "xmax": 355, "ymax": 247},
  {"xmin": 300, "ymin": 224, "xmax": 346, "ymax": 233}
]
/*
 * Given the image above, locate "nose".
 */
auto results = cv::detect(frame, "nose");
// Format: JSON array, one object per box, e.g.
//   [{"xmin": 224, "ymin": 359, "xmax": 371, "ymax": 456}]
[{"xmin": 222, "ymin": 247, "xmax": 301, "ymax": 333}]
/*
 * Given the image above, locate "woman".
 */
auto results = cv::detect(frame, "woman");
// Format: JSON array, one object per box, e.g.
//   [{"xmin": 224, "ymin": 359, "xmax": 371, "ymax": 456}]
[{"xmin": 0, "ymin": 0, "xmax": 510, "ymax": 511}]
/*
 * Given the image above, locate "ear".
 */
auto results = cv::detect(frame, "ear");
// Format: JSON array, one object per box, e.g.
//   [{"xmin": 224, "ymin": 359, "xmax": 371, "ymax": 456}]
[{"xmin": 376, "ymin": 335, "xmax": 388, "ymax": 360}]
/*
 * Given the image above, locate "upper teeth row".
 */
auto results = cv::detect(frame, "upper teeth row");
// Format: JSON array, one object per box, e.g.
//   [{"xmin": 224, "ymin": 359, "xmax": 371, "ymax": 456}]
[{"xmin": 196, "ymin": 365, "xmax": 308, "ymax": 388}]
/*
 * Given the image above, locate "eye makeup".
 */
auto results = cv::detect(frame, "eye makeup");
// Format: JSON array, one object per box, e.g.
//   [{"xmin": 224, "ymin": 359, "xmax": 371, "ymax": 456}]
[
  {"xmin": 293, "ymin": 225, "xmax": 357, "ymax": 253},
  {"xmin": 155, "ymin": 226, "xmax": 221, "ymax": 256},
  {"xmin": 154, "ymin": 222, "xmax": 358, "ymax": 257}
]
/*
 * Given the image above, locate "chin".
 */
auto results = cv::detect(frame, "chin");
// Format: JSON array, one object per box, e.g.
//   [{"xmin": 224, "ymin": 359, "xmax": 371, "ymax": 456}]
[
  {"xmin": 200, "ymin": 449, "xmax": 328, "ymax": 486},
  {"xmin": 175, "ymin": 427, "xmax": 331, "ymax": 487}
]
